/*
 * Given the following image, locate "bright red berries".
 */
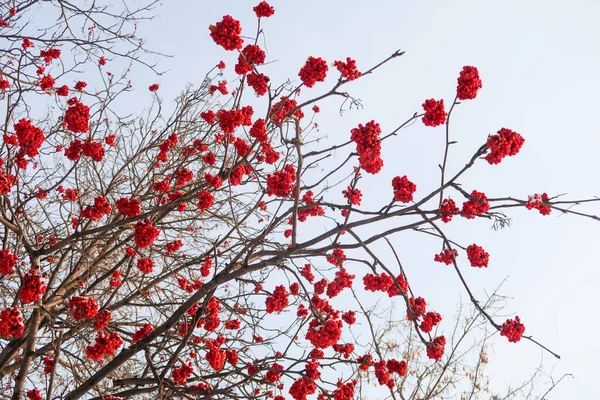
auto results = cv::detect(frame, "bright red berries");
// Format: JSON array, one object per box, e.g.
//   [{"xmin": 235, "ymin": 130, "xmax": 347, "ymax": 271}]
[
  {"xmin": 19, "ymin": 268, "xmax": 47, "ymax": 304},
  {"xmin": 434, "ymin": 249, "xmax": 458, "ymax": 265},
  {"xmin": 266, "ymin": 285, "xmax": 289, "ymax": 313},
  {"xmin": 68, "ymin": 296, "xmax": 99, "ymax": 320},
  {"xmin": 64, "ymin": 97, "xmax": 90, "ymax": 133},
  {"xmin": 427, "ymin": 336, "xmax": 446, "ymax": 360},
  {"xmin": 306, "ymin": 315, "xmax": 343, "ymax": 349},
  {"xmin": 439, "ymin": 198, "xmax": 459, "ymax": 222},
  {"xmin": 148, "ymin": 83, "xmax": 159, "ymax": 92},
  {"xmin": 210, "ymin": 15, "xmax": 243, "ymax": 51},
  {"xmin": 392, "ymin": 175, "xmax": 417, "ymax": 203},
  {"xmin": 81, "ymin": 196, "xmax": 111, "ymax": 220},
  {"xmin": 326, "ymin": 248, "xmax": 346, "ymax": 266},
  {"xmin": 526, "ymin": 193, "xmax": 552, "ymax": 215},
  {"xmin": 485, "ymin": 128, "xmax": 525, "ymax": 165},
  {"xmin": 270, "ymin": 96, "xmax": 303, "ymax": 125},
  {"xmin": 254, "ymin": 1, "xmax": 275, "ymax": 18},
  {"xmin": 466, "ymin": 244, "xmax": 489, "ymax": 268},
  {"xmin": 461, "ymin": 190, "xmax": 490, "ymax": 219},
  {"xmin": 197, "ymin": 190, "xmax": 215, "ymax": 211},
  {"xmin": 334, "ymin": 57, "xmax": 361, "ymax": 81},
  {"xmin": 115, "ymin": 197, "xmax": 141, "ymax": 217},
  {"xmin": 0, "ymin": 249, "xmax": 18, "ymax": 274},
  {"xmin": 132, "ymin": 323, "xmax": 154, "ymax": 343},
  {"xmin": 93, "ymin": 310, "xmax": 112, "ymax": 330},
  {"xmin": 343, "ymin": 186, "xmax": 362, "ymax": 205},
  {"xmin": 86, "ymin": 332, "xmax": 123, "ymax": 361},
  {"xmin": 350, "ymin": 120, "xmax": 383, "ymax": 174},
  {"xmin": 247, "ymin": 72, "xmax": 270, "ymax": 96},
  {"xmin": 235, "ymin": 44, "xmax": 266, "ymax": 75},
  {"xmin": 38, "ymin": 74, "xmax": 55, "ymax": 91},
  {"xmin": 298, "ymin": 56, "xmax": 328, "ymax": 88},
  {"xmin": 363, "ymin": 273, "xmax": 393, "ymax": 292},
  {"xmin": 133, "ymin": 219, "xmax": 160, "ymax": 249},
  {"xmin": 137, "ymin": 258, "xmax": 154, "ymax": 274},
  {"xmin": 0, "ymin": 306, "xmax": 25, "ymax": 339},
  {"xmin": 266, "ymin": 164, "xmax": 296, "ymax": 197},
  {"xmin": 326, "ymin": 268, "xmax": 355, "ymax": 298},
  {"xmin": 13, "ymin": 119, "xmax": 45, "ymax": 158},
  {"xmin": 456, "ymin": 66, "xmax": 482, "ymax": 100},
  {"xmin": 421, "ymin": 98, "xmax": 447, "ymax": 127},
  {"xmin": 500, "ymin": 316, "xmax": 525, "ymax": 343},
  {"xmin": 419, "ymin": 311, "xmax": 442, "ymax": 333}
]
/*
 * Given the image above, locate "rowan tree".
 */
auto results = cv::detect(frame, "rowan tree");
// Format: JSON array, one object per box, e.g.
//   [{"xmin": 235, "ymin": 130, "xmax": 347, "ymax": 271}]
[{"xmin": 0, "ymin": 1, "xmax": 594, "ymax": 399}]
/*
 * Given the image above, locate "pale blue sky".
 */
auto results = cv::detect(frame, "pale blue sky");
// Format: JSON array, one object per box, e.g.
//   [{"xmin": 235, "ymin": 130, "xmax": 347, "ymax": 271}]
[{"xmin": 126, "ymin": 1, "xmax": 600, "ymax": 397}]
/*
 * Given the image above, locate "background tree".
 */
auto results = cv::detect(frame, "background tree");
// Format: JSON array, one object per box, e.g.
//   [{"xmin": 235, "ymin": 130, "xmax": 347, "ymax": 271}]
[{"xmin": 0, "ymin": 1, "xmax": 594, "ymax": 399}]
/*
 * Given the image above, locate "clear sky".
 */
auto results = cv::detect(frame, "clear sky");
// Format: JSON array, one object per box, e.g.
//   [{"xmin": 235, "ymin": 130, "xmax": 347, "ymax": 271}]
[{"xmin": 126, "ymin": 1, "xmax": 600, "ymax": 397}]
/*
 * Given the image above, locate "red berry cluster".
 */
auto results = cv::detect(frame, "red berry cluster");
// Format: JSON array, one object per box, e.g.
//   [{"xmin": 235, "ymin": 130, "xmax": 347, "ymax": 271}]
[
  {"xmin": 56, "ymin": 85, "xmax": 69, "ymax": 96},
  {"xmin": 350, "ymin": 120, "xmax": 383, "ymax": 174},
  {"xmin": 210, "ymin": 15, "xmax": 243, "ymax": 51},
  {"xmin": 0, "ymin": 306, "xmax": 25, "ymax": 339},
  {"xmin": 434, "ymin": 248, "xmax": 458, "ymax": 265},
  {"xmin": 456, "ymin": 65, "xmax": 482, "ymax": 100},
  {"xmin": 461, "ymin": 190, "xmax": 489, "ymax": 219},
  {"xmin": 0, "ymin": 170, "xmax": 16, "ymax": 194},
  {"xmin": 63, "ymin": 97, "xmax": 90, "ymax": 133},
  {"xmin": 39, "ymin": 74, "xmax": 55, "ymax": 91},
  {"xmin": 157, "ymin": 133, "xmax": 178, "ymax": 162},
  {"xmin": 247, "ymin": 72, "xmax": 270, "ymax": 96},
  {"xmin": 342, "ymin": 186, "xmax": 362, "ymax": 205},
  {"xmin": 197, "ymin": 190, "xmax": 215, "ymax": 211},
  {"xmin": 172, "ymin": 361, "xmax": 194, "ymax": 384},
  {"xmin": 427, "ymin": 336, "xmax": 446, "ymax": 360},
  {"xmin": 217, "ymin": 106, "xmax": 253, "ymax": 134},
  {"xmin": 148, "ymin": 83, "xmax": 159, "ymax": 92},
  {"xmin": 13, "ymin": 118, "xmax": 45, "ymax": 158},
  {"xmin": 306, "ymin": 314, "xmax": 342, "ymax": 349},
  {"xmin": 439, "ymin": 198, "xmax": 459, "ymax": 223},
  {"xmin": 81, "ymin": 196, "xmax": 111, "ymax": 220},
  {"xmin": 326, "ymin": 248, "xmax": 346, "ymax": 266},
  {"xmin": 392, "ymin": 175, "xmax": 417, "ymax": 203},
  {"xmin": 334, "ymin": 57, "xmax": 361, "ymax": 81},
  {"xmin": 500, "ymin": 316, "xmax": 525, "ymax": 343},
  {"xmin": 68, "ymin": 296, "xmax": 99, "ymax": 320},
  {"xmin": 19, "ymin": 268, "xmax": 47, "ymax": 304},
  {"xmin": 0, "ymin": 249, "xmax": 18, "ymax": 274},
  {"xmin": 326, "ymin": 268, "xmax": 355, "ymax": 298},
  {"xmin": 266, "ymin": 164, "xmax": 296, "ymax": 197},
  {"xmin": 387, "ymin": 359, "xmax": 407, "ymax": 376},
  {"xmin": 332, "ymin": 343, "xmax": 354, "ymax": 359},
  {"xmin": 300, "ymin": 264, "xmax": 315, "ymax": 283},
  {"xmin": 133, "ymin": 219, "xmax": 161, "ymax": 249},
  {"xmin": 26, "ymin": 389, "xmax": 43, "ymax": 400},
  {"xmin": 93, "ymin": 310, "xmax": 112, "ymax": 330},
  {"xmin": 466, "ymin": 244, "xmax": 489, "ymax": 268},
  {"xmin": 205, "ymin": 337, "xmax": 226, "ymax": 371},
  {"xmin": 85, "ymin": 331, "xmax": 123, "ymax": 361},
  {"xmin": 132, "ymin": 323, "xmax": 154, "ymax": 343},
  {"xmin": 407, "ymin": 296, "xmax": 427, "ymax": 320},
  {"xmin": 266, "ymin": 285, "xmax": 289, "ymax": 313},
  {"xmin": 421, "ymin": 98, "xmax": 447, "ymax": 127},
  {"xmin": 289, "ymin": 377, "xmax": 316, "ymax": 400},
  {"xmin": 137, "ymin": 258, "xmax": 154, "ymax": 274},
  {"xmin": 270, "ymin": 97, "xmax": 304, "ymax": 125},
  {"xmin": 81, "ymin": 140, "xmax": 105, "ymax": 162},
  {"xmin": 166, "ymin": 240, "xmax": 183, "ymax": 255},
  {"xmin": 420, "ymin": 311, "xmax": 442, "ymax": 332},
  {"xmin": 363, "ymin": 273, "xmax": 393, "ymax": 292},
  {"xmin": 235, "ymin": 44, "xmax": 266, "ymax": 75},
  {"xmin": 253, "ymin": 1, "xmax": 275, "ymax": 18},
  {"xmin": 485, "ymin": 128, "xmax": 525, "ymax": 165},
  {"xmin": 42, "ymin": 356, "xmax": 54, "ymax": 374},
  {"xmin": 298, "ymin": 56, "xmax": 328, "ymax": 88},
  {"xmin": 387, "ymin": 274, "xmax": 409, "ymax": 297},
  {"xmin": 115, "ymin": 197, "xmax": 141, "ymax": 217},
  {"xmin": 526, "ymin": 193, "xmax": 552, "ymax": 215},
  {"xmin": 39, "ymin": 48, "xmax": 61, "ymax": 63}
]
